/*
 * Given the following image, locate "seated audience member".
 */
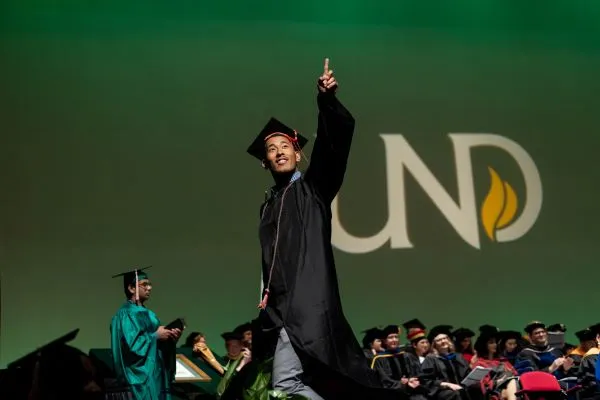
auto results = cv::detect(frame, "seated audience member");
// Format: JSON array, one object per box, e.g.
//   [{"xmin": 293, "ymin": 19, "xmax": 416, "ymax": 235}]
[
  {"xmin": 515, "ymin": 321, "xmax": 566, "ymax": 376},
  {"xmin": 452, "ymin": 328, "xmax": 476, "ymax": 365},
  {"xmin": 233, "ymin": 322, "xmax": 253, "ymax": 350},
  {"xmin": 362, "ymin": 327, "xmax": 385, "ymax": 361},
  {"xmin": 577, "ymin": 324, "xmax": 600, "ymax": 400},
  {"xmin": 403, "ymin": 319, "xmax": 431, "ymax": 366},
  {"xmin": 470, "ymin": 326, "xmax": 518, "ymax": 400},
  {"xmin": 371, "ymin": 325, "xmax": 424, "ymax": 399},
  {"xmin": 421, "ymin": 326, "xmax": 475, "ymax": 400},
  {"xmin": 498, "ymin": 331, "xmax": 526, "ymax": 366}
]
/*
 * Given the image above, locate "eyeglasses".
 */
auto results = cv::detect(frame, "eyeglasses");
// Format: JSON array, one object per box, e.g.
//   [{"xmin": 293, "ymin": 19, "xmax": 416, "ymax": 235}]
[{"xmin": 138, "ymin": 282, "xmax": 153, "ymax": 288}]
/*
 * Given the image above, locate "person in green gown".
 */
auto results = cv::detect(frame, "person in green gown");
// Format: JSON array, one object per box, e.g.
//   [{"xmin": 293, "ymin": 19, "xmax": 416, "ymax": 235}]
[{"xmin": 110, "ymin": 267, "xmax": 182, "ymax": 400}]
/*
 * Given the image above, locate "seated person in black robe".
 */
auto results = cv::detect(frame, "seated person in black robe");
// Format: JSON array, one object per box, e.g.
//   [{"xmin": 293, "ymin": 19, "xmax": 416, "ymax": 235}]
[
  {"xmin": 421, "ymin": 326, "xmax": 477, "ymax": 400},
  {"xmin": 403, "ymin": 319, "xmax": 431, "ymax": 366},
  {"xmin": 565, "ymin": 328, "xmax": 598, "ymax": 379},
  {"xmin": 362, "ymin": 327, "xmax": 385, "ymax": 362},
  {"xmin": 515, "ymin": 321, "xmax": 566, "ymax": 376},
  {"xmin": 371, "ymin": 325, "xmax": 425, "ymax": 399},
  {"xmin": 498, "ymin": 331, "xmax": 526, "ymax": 366},
  {"xmin": 576, "ymin": 324, "xmax": 600, "ymax": 400}
]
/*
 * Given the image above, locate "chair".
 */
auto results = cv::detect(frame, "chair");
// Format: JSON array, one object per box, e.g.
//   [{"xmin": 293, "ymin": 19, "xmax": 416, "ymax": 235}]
[{"xmin": 516, "ymin": 371, "xmax": 580, "ymax": 400}]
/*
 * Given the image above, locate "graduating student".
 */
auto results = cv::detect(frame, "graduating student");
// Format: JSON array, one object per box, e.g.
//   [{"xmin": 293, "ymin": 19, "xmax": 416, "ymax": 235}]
[
  {"xmin": 246, "ymin": 58, "xmax": 398, "ymax": 400},
  {"xmin": 110, "ymin": 267, "xmax": 182, "ymax": 400}
]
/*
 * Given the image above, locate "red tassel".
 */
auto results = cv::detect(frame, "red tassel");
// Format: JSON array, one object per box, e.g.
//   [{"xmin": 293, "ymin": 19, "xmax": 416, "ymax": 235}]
[{"xmin": 258, "ymin": 289, "xmax": 270, "ymax": 310}]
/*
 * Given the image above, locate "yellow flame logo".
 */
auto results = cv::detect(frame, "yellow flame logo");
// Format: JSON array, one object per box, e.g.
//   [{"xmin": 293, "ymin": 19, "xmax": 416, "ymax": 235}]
[{"xmin": 480, "ymin": 167, "xmax": 518, "ymax": 241}]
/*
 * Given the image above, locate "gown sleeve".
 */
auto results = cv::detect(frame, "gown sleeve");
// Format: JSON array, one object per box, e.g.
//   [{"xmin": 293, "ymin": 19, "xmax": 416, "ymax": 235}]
[
  {"xmin": 372, "ymin": 356, "xmax": 408, "ymax": 392},
  {"xmin": 120, "ymin": 310, "xmax": 158, "ymax": 362},
  {"xmin": 304, "ymin": 92, "xmax": 356, "ymax": 204}
]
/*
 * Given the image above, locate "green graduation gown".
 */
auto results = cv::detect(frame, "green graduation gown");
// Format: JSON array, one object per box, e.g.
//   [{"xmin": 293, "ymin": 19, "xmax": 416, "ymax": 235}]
[{"xmin": 110, "ymin": 301, "xmax": 171, "ymax": 400}]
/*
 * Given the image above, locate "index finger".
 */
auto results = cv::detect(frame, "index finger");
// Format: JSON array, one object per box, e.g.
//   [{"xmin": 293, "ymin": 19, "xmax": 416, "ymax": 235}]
[{"xmin": 323, "ymin": 58, "xmax": 329, "ymax": 74}]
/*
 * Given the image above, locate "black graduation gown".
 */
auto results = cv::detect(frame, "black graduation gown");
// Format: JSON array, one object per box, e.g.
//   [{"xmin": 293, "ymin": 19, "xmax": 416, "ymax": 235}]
[
  {"xmin": 514, "ymin": 345, "xmax": 563, "ymax": 374},
  {"xmin": 372, "ymin": 351, "xmax": 427, "ymax": 400},
  {"xmin": 577, "ymin": 349, "xmax": 600, "ymax": 400},
  {"xmin": 252, "ymin": 92, "xmax": 399, "ymax": 399},
  {"xmin": 421, "ymin": 353, "xmax": 477, "ymax": 400}
]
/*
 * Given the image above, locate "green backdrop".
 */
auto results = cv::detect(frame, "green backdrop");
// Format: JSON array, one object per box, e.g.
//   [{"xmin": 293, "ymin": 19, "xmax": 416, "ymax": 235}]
[{"xmin": 1, "ymin": 1, "xmax": 599, "ymax": 367}]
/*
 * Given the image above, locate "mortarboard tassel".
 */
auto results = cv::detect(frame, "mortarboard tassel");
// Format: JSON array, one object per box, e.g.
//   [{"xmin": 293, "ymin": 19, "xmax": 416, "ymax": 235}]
[
  {"xmin": 258, "ymin": 289, "xmax": 269, "ymax": 310},
  {"xmin": 135, "ymin": 269, "xmax": 139, "ymax": 303}
]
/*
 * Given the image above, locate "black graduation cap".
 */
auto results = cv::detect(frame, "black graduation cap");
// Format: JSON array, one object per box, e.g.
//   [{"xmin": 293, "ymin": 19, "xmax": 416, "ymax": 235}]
[
  {"xmin": 381, "ymin": 325, "xmax": 401, "ymax": 338},
  {"xmin": 498, "ymin": 330, "xmax": 523, "ymax": 343},
  {"xmin": 362, "ymin": 327, "xmax": 384, "ymax": 348},
  {"xmin": 428, "ymin": 325, "xmax": 453, "ymax": 343},
  {"xmin": 474, "ymin": 325, "xmax": 499, "ymax": 352},
  {"xmin": 479, "ymin": 325, "xmax": 500, "ymax": 335},
  {"xmin": 247, "ymin": 117, "xmax": 309, "ymax": 161},
  {"xmin": 525, "ymin": 321, "xmax": 546, "ymax": 334},
  {"xmin": 452, "ymin": 328, "xmax": 475, "ymax": 342},
  {"xmin": 547, "ymin": 323, "xmax": 567, "ymax": 333},
  {"xmin": 589, "ymin": 323, "xmax": 600, "ymax": 336},
  {"xmin": 8, "ymin": 329, "xmax": 80, "ymax": 370},
  {"xmin": 221, "ymin": 331, "xmax": 243, "ymax": 342},
  {"xmin": 575, "ymin": 328, "xmax": 596, "ymax": 342},
  {"xmin": 403, "ymin": 319, "xmax": 426, "ymax": 331},
  {"xmin": 112, "ymin": 266, "xmax": 152, "ymax": 286},
  {"xmin": 233, "ymin": 322, "xmax": 252, "ymax": 335},
  {"xmin": 112, "ymin": 266, "xmax": 152, "ymax": 301}
]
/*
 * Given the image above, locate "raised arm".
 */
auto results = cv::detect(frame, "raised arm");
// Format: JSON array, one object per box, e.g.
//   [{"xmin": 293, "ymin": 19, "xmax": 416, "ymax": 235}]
[{"xmin": 304, "ymin": 58, "xmax": 356, "ymax": 204}]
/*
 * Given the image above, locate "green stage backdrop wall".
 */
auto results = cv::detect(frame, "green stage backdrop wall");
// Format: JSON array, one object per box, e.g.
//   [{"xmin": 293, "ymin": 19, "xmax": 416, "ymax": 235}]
[{"xmin": 1, "ymin": 1, "xmax": 599, "ymax": 367}]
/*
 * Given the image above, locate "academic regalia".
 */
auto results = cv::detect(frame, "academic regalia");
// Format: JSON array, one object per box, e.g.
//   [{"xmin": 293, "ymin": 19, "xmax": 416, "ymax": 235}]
[
  {"xmin": 498, "ymin": 331, "xmax": 525, "ymax": 366},
  {"xmin": 452, "ymin": 328, "xmax": 475, "ymax": 365},
  {"xmin": 362, "ymin": 328, "xmax": 384, "ymax": 362},
  {"xmin": 472, "ymin": 327, "xmax": 518, "ymax": 398},
  {"xmin": 110, "ymin": 267, "xmax": 171, "ymax": 400},
  {"xmin": 248, "ymin": 92, "xmax": 399, "ymax": 399},
  {"xmin": 421, "ymin": 353, "xmax": 473, "ymax": 400},
  {"xmin": 515, "ymin": 344, "xmax": 564, "ymax": 375},
  {"xmin": 577, "ymin": 347, "xmax": 600, "ymax": 400},
  {"xmin": 371, "ymin": 349, "xmax": 426, "ymax": 400},
  {"xmin": 567, "ymin": 329, "xmax": 598, "ymax": 377},
  {"xmin": 221, "ymin": 331, "xmax": 245, "ymax": 371},
  {"xmin": 515, "ymin": 322, "xmax": 563, "ymax": 376},
  {"xmin": 421, "ymin": 326, "xmax": 474, "ymax": 400},
  {"xmin": 403, "ymin": 319, "xmax": 429, "ymax": 365}
]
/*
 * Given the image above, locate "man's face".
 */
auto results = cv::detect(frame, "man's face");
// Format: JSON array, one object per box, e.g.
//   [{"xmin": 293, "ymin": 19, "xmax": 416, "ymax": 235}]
[
  {"xmin": 385, "ymin": 333, "xmax": 400, "ymax": 350},
  {"xmin": 530, "ymin": 328, "xmax": 548, "ymax": 345},
  {"xmin": 129, "ymin": 279, "xmax": 152, "ymax": 302},
  {"xmin": 225, "ymin": 339, "xmax": 243, "ymax": 358},
  {"xmin": 264, "ymin": 135, "xmax": 300, "ymax": 174}
]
